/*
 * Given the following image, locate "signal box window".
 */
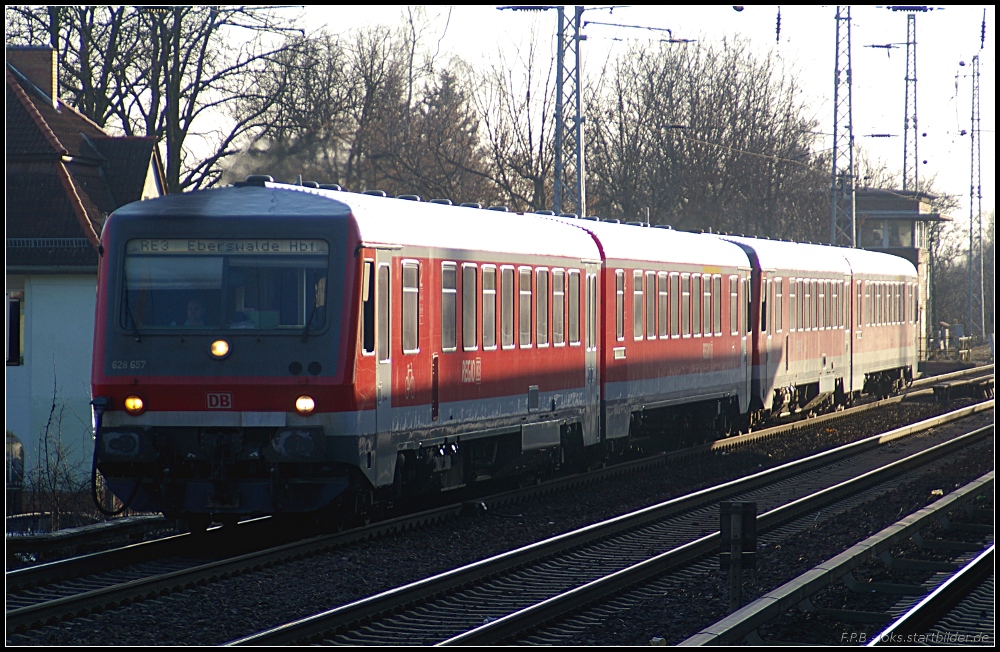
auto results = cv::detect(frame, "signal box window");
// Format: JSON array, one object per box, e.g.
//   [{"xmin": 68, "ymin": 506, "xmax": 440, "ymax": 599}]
[{"xmin": 402, "ymin": 261, "xmax": 420, "ymax": 353}]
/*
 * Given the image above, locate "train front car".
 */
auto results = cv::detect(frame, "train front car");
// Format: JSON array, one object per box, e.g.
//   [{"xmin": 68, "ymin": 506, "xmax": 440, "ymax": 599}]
[{"xmin": 91, "ymin": 182, "xmax": 358, "ymax": 526}]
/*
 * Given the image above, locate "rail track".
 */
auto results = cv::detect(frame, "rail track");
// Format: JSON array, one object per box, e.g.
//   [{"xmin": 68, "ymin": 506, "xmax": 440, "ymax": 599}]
[
  {"xmin": 6, "ymin": 392, "xmax": 991, "ymax": 643},
  {"xmin": 226, "ymin": 402, "xmax": 992, "ymax": 645}
]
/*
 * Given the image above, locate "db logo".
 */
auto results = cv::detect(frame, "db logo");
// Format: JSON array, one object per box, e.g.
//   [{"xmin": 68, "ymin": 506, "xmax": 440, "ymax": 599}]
[{"xmin": 207, "ymin": 392, "xmax": 233, "ymax": 409}]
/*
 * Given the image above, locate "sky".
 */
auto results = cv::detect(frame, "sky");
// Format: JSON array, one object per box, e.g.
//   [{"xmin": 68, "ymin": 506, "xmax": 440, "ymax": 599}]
[{"xmin": 296, "ymin": 5, "xmax": 995, "ymax": 226}]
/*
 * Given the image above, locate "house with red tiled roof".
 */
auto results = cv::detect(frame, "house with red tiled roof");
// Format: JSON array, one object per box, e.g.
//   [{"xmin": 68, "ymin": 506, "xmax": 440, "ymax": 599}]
[{"xmin": 6, "ymin": 46, "xmax": 165, "ymax": 505}]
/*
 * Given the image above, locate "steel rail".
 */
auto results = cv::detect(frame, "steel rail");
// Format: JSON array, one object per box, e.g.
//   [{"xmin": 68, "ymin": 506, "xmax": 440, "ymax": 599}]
[{"xmin": 227, "ymin": 402, "xmax": 992, "ymax": 646}]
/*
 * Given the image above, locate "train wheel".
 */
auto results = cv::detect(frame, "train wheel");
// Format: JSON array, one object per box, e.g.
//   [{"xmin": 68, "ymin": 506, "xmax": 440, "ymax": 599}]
[{"xmin": 181, "ymin": 513, "xmax": 211, "ymax": 535}]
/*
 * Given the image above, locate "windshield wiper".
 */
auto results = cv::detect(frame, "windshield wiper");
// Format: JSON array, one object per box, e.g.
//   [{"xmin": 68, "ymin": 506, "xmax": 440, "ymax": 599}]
[
  {"xmin": 122, "ymin": 270, "xmax": 141, "ymax": 342},
  {"xmin": 301, "ymin": 305, "xmax": 318, "ymax": 343}
]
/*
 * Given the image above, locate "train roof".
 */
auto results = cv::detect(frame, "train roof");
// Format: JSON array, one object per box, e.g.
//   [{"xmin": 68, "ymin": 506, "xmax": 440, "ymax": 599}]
[
  {"xmin": 281, "ymin": 184, "xmax": 603, "ymax": 261},
  {"xmin": 715, "ymin": 235, "xmax": 916, "ymax": 279},
  {"xmin": 715, "ymin": 235, "xmax": 853, "ymax": 275},
  {"xmin": 554, "ymin": 218, "xmax": 751, "ymax": 269},
  {"xmin": 838, "ymin": 246, "xmax": 918, "ymax": 278}
]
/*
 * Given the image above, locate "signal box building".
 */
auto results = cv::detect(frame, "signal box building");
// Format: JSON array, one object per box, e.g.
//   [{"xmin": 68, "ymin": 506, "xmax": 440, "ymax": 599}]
[
  {"xmin": 855, "ymin": 188, "xmax": 949, "ymax": 360},
  {"xmin": 5, "ymin": 46, "xmax": 165, "ymax": 508}
]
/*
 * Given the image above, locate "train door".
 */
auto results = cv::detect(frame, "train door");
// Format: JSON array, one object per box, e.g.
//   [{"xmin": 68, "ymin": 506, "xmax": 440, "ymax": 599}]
[
  {"xmin": 762, "ymin": 273, "xmax": 774, "ymax": 409},
  {"xmin": 740, "ymin": 270, "xmax": 751, "ymax": 411},
  {"xmin": 843, "ymin": 274, "xmax": 851, "ymax": 383},
  {"xmin": 375, "ymin": 251, "xmax": 393, "ymax": 436},
  {"xmin": 583, "ymin": 265, "xmax": 600, "ymax": 446}
]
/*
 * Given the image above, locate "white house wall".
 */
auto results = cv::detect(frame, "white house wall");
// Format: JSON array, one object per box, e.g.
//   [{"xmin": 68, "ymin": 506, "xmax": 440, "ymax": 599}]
[{"xmin": 5, "ymin": 273, "xmax": 97, "ymax": 481}]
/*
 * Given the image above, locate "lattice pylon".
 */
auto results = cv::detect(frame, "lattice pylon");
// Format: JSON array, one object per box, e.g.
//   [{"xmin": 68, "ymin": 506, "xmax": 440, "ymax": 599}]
[
  {"xmin": 902, "ymin": 14, "xmax": 918, "ymax": 193},
  {"xmin": 968, "ymin": 55, "xmax": 985, "ymax": 340},
  {"xmin": 554, "ymin": 6, "xmax": 586, "ymax": 216},
  {"xmin": 830, "ymin": 6, "xmax": 855, "ymax": 247}
]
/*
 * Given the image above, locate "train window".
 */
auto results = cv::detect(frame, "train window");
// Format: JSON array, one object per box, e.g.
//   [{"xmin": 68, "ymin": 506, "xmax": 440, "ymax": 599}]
[
  {"xmin": 501, "ymin": 267, "xmax": 514, "ymax": 349},
  {"xmin": 633, "ymin": 270, "xmax": 644, "ymax": 341},
  {"xmin": 402, "ymin": 261, "xmax": 419, "ymax": 354},
  {"xmin": 122, "ymin": 239, "xmax": 329, "ymax": 332},
  {"xmin": 713, "ymin": 275, "xmax": 722, "ymax": 336},
  {"xmin": 442, "ymin": 263, "xmax": 457, "ymax": 352},
  {"xmin": 774, "ymin": 277, "xmax": 782, "ymax": 333},
  {"xmin": 703, "ymin": 275, "xmax": 712, "ymax": 336},
  {"xmin": 553, "ymin": 270, "xmax": 565, "ymax": 346},
  {"xmin": 789, "ymin": 278, "xmax": 796, "ymax": 331},
  {"xmin": 760, "ymin": 279, "xmax": 768, "ymax": 333},
  {"xmin": 616, "ymin": 270, "xmax": 625, "ymax": 341},
  {"xmin": 692, "ymin": 274, "xmax": 701, "ymax": 336},
  {"xmin": 463, "ymin": 264, "xmax": 477, "ymax": 351},
  {"xmin": 812, "ymin": 280, "xmax": 819, "ymax": 329},
  {"xmin": 378, "ymin": 264, "xmax": 390, "ymax": 362},
  {"xmin": 681, "ymin": 274, "xmax": 691, "ymax": 336},
  {"xmin": 670, "ymin": 273, "xmax": 680, "ymax": 337},
  {"xmin": 819, "ymin": 280, "xmax": 826, "ymax": 329},
  {"xmin": 744, "ymin": 277, "xmax": 751, "ymax": 335},
  {"xmin": 863, "ymin": 281, "xmax": 870, "ymax": 326},
  {"xmin": 646, "ymin": 272, "xmax": 656, "ymax": 340},
  {"xmin": 536, "ymin": 269, "xmax": 549, "ymax": 347},
  {"xmin": 483, "ymin": 266, "xmax": 497, "ymax": 349},
  {"xmin": 658, "ymin": 272, "xmax": 669, "ymax": 338},
  {"xmin": 568, "ymin": 270, "xmax": 580, "ymax": 345},
  {"xmin": 519, "ymin": 267, "xmax": 532, "ymax": 348},
  {"xmin": 729, "ymin": 276, "xmax": 738, "ymax": 336},
  {"xmin": 586, "ymin": 274, "xmax": 596, "ymax": 350},
  {"xmin": 857, "ymin": 282, "xmax": 863, "ymax": 328},
  {"xmin": 831, "ymin": 281, "xmax": 838, "ymax": 329},
  {"xmin": 362, "ymin": 260, "xmax": 375, "ymax": 355}
]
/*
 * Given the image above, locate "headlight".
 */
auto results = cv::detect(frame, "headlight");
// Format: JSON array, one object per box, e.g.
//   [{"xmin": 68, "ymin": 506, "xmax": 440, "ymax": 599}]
[
  {"xmin": 295, "ymin": 395, "xmax": 316, "ymax": 415},
  {"xmin": 210, "ymin": 339, "xmax": 230, "ymax": 359},
  {"xmin": 124, "ymin": 395, "xmax": 145, "ymax": 415}
]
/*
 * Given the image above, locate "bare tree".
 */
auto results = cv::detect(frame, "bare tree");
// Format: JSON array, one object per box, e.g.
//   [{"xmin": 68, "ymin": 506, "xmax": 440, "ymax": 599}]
[
  {"xmin": 472, "ymin": 34, "xmax": 558, "ymax": 211},
  {"xmin": 587, "ymin": 38, "xmax": 828, "ymax": 240},
  {"xmin": 6, "ymin": 6, "xmax": 304, "ymax": 193}
]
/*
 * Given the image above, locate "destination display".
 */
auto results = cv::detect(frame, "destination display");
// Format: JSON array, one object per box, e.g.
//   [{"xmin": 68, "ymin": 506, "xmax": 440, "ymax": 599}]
[{"xmin": 127, "ymin": 239, "xmax": 328, "ymax": 255}]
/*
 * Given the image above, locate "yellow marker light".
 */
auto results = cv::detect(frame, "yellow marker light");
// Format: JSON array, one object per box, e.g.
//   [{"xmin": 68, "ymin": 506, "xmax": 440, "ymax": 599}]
[
  {"xmin": 295, "ymin": 396, "xmax": 316, "ymax": 415},
  {"xmin": 210, "ymin": 339, "xmax": 230, "ymax": 359},
  {"xmin": 124, "ymin": 395, "xmax": 145, "ymax": 415}
]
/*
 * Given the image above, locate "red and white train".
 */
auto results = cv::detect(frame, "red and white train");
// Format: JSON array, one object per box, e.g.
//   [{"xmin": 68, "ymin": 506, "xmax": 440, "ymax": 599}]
[{"xmin": 91, "ymin": 180, "xmax": 918, "ymax": 525}]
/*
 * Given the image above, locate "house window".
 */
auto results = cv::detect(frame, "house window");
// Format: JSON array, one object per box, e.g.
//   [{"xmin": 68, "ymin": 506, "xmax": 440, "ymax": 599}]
[{"xmin": 6, "ymin": 290, "xmax": 24, "ymax": 366}]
